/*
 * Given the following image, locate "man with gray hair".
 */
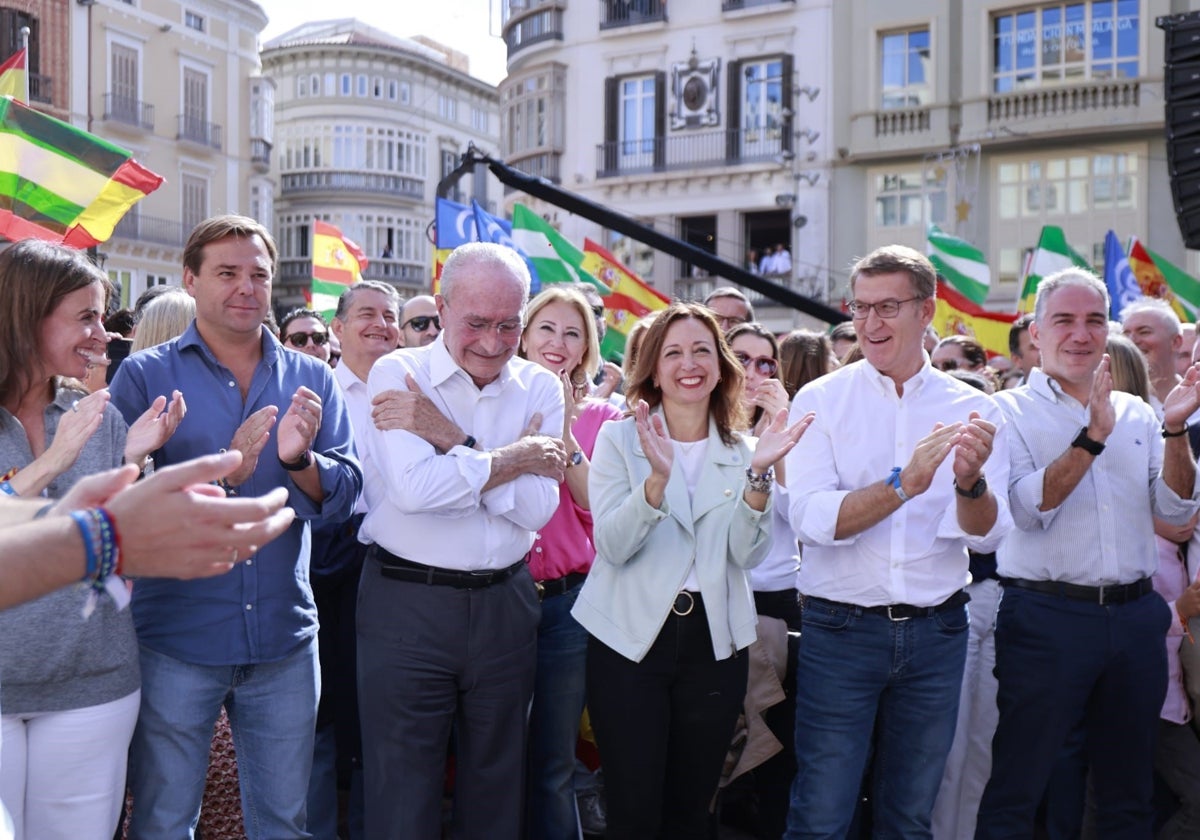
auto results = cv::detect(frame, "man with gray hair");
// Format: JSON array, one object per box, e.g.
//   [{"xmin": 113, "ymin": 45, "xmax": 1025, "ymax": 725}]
[
  {"xmin": 1122, "ymin": 296, "xmax": 1183, "ymax": 407},
  {"xmin": 977, "ymin": 268, "xmax": 1200, "ymax": 837},
  {"xmin": 356, "ymin": 242, "xmax": 567, "ymax": 839},
  {"xmin": 704, "ymin": 286, "xmax": 754, "ymax": 333}
]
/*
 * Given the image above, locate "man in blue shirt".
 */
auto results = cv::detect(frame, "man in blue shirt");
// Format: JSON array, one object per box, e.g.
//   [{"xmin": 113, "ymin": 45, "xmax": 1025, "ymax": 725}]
[{"xmin": 110, "ymin": 214, "xmax": 362, "ymax": 839}]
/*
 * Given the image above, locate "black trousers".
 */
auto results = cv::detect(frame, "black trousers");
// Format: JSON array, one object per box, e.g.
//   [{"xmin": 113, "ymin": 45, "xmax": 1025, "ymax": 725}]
[{"xmin": 586, "ymin": 595, "xmax": 749, "ymax": 840}]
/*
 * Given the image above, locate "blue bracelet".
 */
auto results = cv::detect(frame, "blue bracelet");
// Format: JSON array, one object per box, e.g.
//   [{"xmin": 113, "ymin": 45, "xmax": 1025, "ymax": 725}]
[
  {"xmin": 886, "ymin": 467, "xmax": 911, "ymax": 503},
  {"xmin": 71, "ymin": 510, "xmax": 100, "ymax": 582},
  {"xmin": 0, "ymin": 480, "xmax": 17, "ymax": 497}
]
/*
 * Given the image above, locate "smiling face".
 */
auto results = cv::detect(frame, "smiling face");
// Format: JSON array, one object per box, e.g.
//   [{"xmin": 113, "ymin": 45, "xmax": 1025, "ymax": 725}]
[
  {"xmin": 1032, "ymin": 282, "xmax": 1110, "ymax": 402},
  {"xmin": 183, "ymin": 234, "xmax": 272, "ymax": 344},
  {"xmin": 38, "ymin": 282, "xmax": 108, "ymax": 382},
  {"xmin": 1123, "ymin": 308, "xmax": 1181, "ymax": 381},
  {"xmin": 400, "ymin": 296, "xmax": 440, "ymax": 347},
  {"xmin": 522, "ymin": 300, "xmax": 587, "ymax": 379},
  {"xmin": 851, "ymin": 270, "xmax": 933, "ymax": 383},
  {"xmin": 655, "ymin": 317, "xmax": 720, "ymax": 413},
  {"xmin": 439, "ymin": 266, "xmax": 526, "ymax": 387},
  {"xmin": 730, "ymin": 332, "xmax": 776, "ymax": 411},
  {"xmin": 332, "ymin": 288, "xmax": 400, "ymax": 376}
]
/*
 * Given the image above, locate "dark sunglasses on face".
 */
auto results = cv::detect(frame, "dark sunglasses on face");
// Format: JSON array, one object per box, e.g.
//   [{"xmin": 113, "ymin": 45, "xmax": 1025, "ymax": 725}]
[
  {"xmin": 734, "ymin": 351, "xmax": 778, "ymax": 378},
  {"xmin": 403, "ymin": 315, "xmax": 441, "ymax": 332},
  {"xmin": 285, "ymin": 331, "xmax": 328, "ymax": 348},
  {"xmin": 935, "ymin": 359, "xmax": 959, "ymax": 372}
]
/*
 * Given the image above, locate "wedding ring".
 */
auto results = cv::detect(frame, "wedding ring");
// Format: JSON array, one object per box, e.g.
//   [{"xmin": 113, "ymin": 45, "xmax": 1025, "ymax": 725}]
[
  {"xmin": 71, "ymin": 400, "xmax": 79, "ymax": 413},
  {"xmin": 230, "ymin": 548, "xmax": 239, "ymax": 564}
]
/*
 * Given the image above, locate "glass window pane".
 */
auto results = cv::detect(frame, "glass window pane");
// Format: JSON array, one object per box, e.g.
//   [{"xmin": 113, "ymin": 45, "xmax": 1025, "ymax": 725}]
[
  {"xmin": 1016, "ymin": 11, "xmax": 1038, "ymax": 69},
  {"xmin": 1093, "ymin": 2, "xmax": 1114, "ymax": 60},
  {"xmin": 1047, "ymin": 159, "xmax": 1065, "ymax": 179},
  {"xmin": 998, "ymin": 163, "xmax": 1020, "ymax": 182},
  {"xmin": 1068, "ymin": 180, "xmax": 1088, "ymax": 213},
  {"xmin": 1064, "ymin": 4, "xmax": 1086, "ymax": 64},
  {"xmin": 1042, "ymin": 7, "xmax": 1061, "ymax": 67},
  {"xmin": 999, "ymin": 185, "xmax": 1019, "ymax": 218}
]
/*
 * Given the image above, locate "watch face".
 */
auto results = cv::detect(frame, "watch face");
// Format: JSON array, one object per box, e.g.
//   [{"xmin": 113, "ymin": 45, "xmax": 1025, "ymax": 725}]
[{"xmin": 683, "ymin": 76, "xmax": 707, "ymax": 111}]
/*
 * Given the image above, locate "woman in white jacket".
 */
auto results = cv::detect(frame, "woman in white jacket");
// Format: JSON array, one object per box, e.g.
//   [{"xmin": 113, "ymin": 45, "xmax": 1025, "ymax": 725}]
[{"xmin": 572, "ymin": 302, "xmax": 812, "ymax": 839}]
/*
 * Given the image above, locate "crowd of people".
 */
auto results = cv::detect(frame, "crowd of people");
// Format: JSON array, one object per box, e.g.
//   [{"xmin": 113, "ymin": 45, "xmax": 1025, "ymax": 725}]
[{"xmin": 2, "ymin": 221, "xmax": 1200, "ymax": 840}]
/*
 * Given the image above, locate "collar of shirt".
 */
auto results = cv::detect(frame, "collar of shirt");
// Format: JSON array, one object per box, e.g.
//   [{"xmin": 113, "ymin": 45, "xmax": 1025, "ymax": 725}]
[
  {"xmin": 427, "ymin": 334, "xmax": 514, "ymax": 394},
  {"xmin": 177, "ymin": 322, "xmax": 281, "ymax": 370},
  {"xmin": 859, "ymin": 355, "xmax": 936, "ymax": 401}
]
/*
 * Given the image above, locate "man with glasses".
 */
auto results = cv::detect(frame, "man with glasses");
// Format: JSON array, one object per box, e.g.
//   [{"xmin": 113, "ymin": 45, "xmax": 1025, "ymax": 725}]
[
  {"xmin": 357, "ymin": 242, "xmax": 566, "ymax": 839},
  {"xmin": 782, "ymin": 244, "xmax": 1012, "ymax": 838},
  {"xmin": 398, "ymin": 294, "xmax": 441, "ymax": 348},
  {"xmin": 703, "ymin": 286, "xmax": 754, "ymax": 333},
  {"xmin": 279, "ymin": 308, "xmax": 332, "ymax": 364}
]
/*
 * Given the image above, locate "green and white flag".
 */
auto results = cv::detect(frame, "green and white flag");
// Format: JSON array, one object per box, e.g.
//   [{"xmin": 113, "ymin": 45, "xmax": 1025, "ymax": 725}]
[
  {"xmin": 510, "ymin": 203, "xmax": 600, "ymax": 289},
  {"xmin": 1018, "ymin": 226, "xmax": 1091, "ymax": 313},
  {"xmin": 927, "ymin": 224, "xmax": 991, "ymax": 305}
]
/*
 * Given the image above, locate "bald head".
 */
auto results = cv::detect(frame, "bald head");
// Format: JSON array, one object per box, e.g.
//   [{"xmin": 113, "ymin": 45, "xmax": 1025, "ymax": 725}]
[{"xmin": 400, "ymin": 295, "xmax": 440, "ymax": 347}]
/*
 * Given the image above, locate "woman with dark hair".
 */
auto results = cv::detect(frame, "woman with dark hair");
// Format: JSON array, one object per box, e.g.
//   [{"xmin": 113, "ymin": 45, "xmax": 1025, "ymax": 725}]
[
  {"xmin": 726, "ymin": 323, "xmax": 789, "ymax": 436},
  {"xmin": 0, "ymin": 240, "xmax": 183, "ymax": 839},
  {"xmin": 572, "ymin": 302, "xmax": 812, "ymax": 839},
  {"xmin": 518, "ymin": 285, "xmax": 621, "ymax": 840},
  {"xmin": 779, "ymin": 330, "xmax": 839, "ymax": 400},
  {"xmin": 931, "ymin": 334, "xmax": 988, "ymax": 373}
]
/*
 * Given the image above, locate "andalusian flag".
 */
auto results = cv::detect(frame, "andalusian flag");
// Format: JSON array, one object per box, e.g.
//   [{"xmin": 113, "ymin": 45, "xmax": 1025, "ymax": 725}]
[
  {"xmin": 1128, "ymin": 238, "xmax": 1200, "ymax": 323},
  {"xmin": 933, "ymin": 280, "xmax": 1018, "ymax": 359},
  {"xmin": 581, "ymin": 239, "xmax": 669, "ymax": 359},
  {"xmin": 310, "ymin": 220, "xmax": 367, "ymax": 317},
  {"xmin": 510, "ymin": 203, "xmax": 602, "ymax": 290},
  {"xmin": 927, "ymin": 225, "xmax": 991, "ymax": 305},
  {"xmin": 0, "ymin": 50, "xmax": 26, "ymax": 102},
  {"xmin": 0, "ymin": 96, "xmax": 162, "ymax": 248},
  {"xmin": 1017, "ymin": 226, "xmax": 1091, "ymax": 313}
]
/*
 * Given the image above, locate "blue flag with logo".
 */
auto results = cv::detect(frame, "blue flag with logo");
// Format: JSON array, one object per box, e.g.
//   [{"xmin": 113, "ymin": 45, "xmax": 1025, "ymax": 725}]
[
  {"xmin": 1103, "ymin": 229, "xmax": 1141, "ymax": 319},
  {"xmin": 471, "ymin": 199, "xmax": 542, "ymax": 292},
  {"xmin": 435, "ymin": 198, "xmax": 480, "ymax": 249}
]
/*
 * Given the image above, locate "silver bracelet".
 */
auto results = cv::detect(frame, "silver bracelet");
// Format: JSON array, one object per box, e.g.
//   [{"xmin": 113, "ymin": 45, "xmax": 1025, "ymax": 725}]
[{"xmin": 745, "ymin": 466, "xmax": 774, "ymax": 494}]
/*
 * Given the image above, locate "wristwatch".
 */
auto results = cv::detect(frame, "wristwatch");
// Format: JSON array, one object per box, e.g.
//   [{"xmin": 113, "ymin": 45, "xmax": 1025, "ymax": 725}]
[
  {"xmin": 279, "ymin": 450, "xmax": 313, "ymax": 471},
  {"xmin": 566, "ymin": 450, "xmax": 583, "ymax": 468},
  {"xmin": 954, "ymin": 475, "xmax": 987, "ymax": 499},
  {"xmin": 1070, "ymin": 427, "xmax": 1105, "ymax": 456}
]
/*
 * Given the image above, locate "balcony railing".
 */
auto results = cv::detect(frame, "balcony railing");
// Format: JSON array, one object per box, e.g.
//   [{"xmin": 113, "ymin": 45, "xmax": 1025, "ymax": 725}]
[
  {"xmin": 29, "ymin": 73, "xmax": 50, "ymax": 105},
  {"xmin": 505, "ymin": 8, "xmax": 563, "ymax": 57},
  {"xmin": 103, "ymin": 93, "xmax": 155, "ymax": 131},
  {"xmin": 599, "ymin": 0, "xmax": 666, "ymax": 29},
  {"xmin": 279, "ymin": 257, "xmax": 426, "ymax": 287},
  {"xmin": 596, "ymin": 126, "xmax": 785, "ymax": 177},
  {"xmin": 177, "ymin": 115, "xmax": 223, "ymax": 150},
  {"xmin": 987, "ymin": 79, "xmax": 1140, "ymax": 125},
  {"xmin": 111, "ymin": 212, "xmax": 187, "ymax": 248},
  {"xmin": 250, "ymin": 138, "xmax": 271, "ymax": 170},
  {"xmin": 875, "ymin": 107, "xmax": 931, "ymax": 137},
  {"xmin": 722, "ymin": 0, "xmax": 794, "ymax": 9},
  {"xmin": 280, "ymin": 170, "xmax": 424, "ymax": 199}
]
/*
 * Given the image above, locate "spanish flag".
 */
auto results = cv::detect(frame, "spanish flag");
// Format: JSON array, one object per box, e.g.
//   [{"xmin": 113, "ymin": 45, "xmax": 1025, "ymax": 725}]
[
  {"xmin": 0, "ymin": 49, "xmax": 26, "ymax": 103},
  {"xmin": 310, "ymin": 220, "xmax": 367, "ymax": 317},
  {"xmin": 580, "ymin": 238, "xmax": 669, "ymax": 360},
  {"xmin": 932, "ymin": 280, "xmax": 1018, "ymax": 359}
]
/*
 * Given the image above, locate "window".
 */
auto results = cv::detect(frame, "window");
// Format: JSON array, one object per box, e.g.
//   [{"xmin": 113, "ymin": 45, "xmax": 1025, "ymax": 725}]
[
  {"xmin": 620, "ymin": 76, "xmax": 656, "ymax": 168},
  {"xmin": 182, "ymin": 67, "xmax": 209, "ymax": 143},
  {"xmin": 297, "ymin": 75, "xmax": 307, "ymax": 98},
  {"xmin": 992, "ymin": 1, "xmax": 1138, "ymax": 93},
  {"xmin": 110, "ymin": 44, "xmax": 139, "ymax": 122},
  {"xmin": 873, "ymin": 170, "xmax": 949, "ymax": 228},
  {"xmin": 471, "ymin": 107, "xmax": 489, "ymax": 133},
  {"xmin": 0, "ymin": 9, "xmax": 38, "ymax": 92},
  {"xmin": 439, "ymin": 94, "xmax": 458, "ymax": 122},
  {"xmin": 357, "ymin": 74, "xmax": 368, "ymax": 97},
  {"xmin": 399, "ymin": 82, "xmax": 411, "ymax": 104},
  {"xmin": 185, "ymin": 11, "xmax": 204, "ymax": 32},
  {"xmin": 387, "ymin": 80, "xmax": 398, "ymax": 101},
  {"xmin": 341, "ymin": 73, "xmax": 351, "ymax": 96},
  {"xmin": 996, "ymin": 151, "xmax": 1136, "ymax": 220},
  {"xmin": 373, "ymin": 77, "xmax": 383, "ymax": 98},
  {"xmin": 504, "ymin": 67, "xmax": 565, "ymax": 155},
  {"xmin": 441, "ymin": 150, "xmax": 462, "ymax": 202},
  {"xmin": 108, "ymin": 270, "xmax": 133, "ymax": 307},
  {"xmin": 280, "ymin": 123, "xmax": 428, "ymax": 178},
  {"xmin": 180, "ymin": 175, "xmax": 207, "ymax": 238},
  {"xmin": 310, "ymin": 74, "xmax": 321, "ymax": 96},
  {"xmin": 724, "ymin": 57, "xmax": 792, "ymax": 162},
  {"xmin": 881, "ymin": 28, "xmax": 931, "ymax": 109},
  {"xmin": 324, "ymin": 73, "xmax": 335, "ymax": 97}
]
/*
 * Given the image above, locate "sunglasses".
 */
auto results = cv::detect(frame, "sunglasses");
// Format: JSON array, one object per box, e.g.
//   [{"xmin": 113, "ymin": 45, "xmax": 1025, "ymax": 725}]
[
  {"xmin": 734, "ymin": 351, "xmax": 778, "ymax": 378},
  {"xmin": 285, "ymin": 331, "xmax": 328, "ymax": 348},
  {"xmin": 935, "ymin": 359, "xmax": 960, "ymax": 372},
  {"xmin": 402, "ymin": 315, "xmax": 441, "ymax": 332}
]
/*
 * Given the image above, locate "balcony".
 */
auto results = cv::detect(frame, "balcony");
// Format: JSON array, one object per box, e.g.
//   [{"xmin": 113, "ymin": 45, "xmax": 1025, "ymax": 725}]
[
  {"xmin": 111, "ymin": 212, "xmax": 187, "ymax": 248},
  {"xmin": 280, "ymin": 170, "xmax": 424, "ymax": 200},
  {"xmin": 848, "ymin": 103, "xmax": 953, "ymax": 160},
  {"xmin": 102, "ymin": 94, "xmax": 154, "ymax": 131},
  {"xmin": 505, "ymin": 8, "xmax": 563, "ymax": 58},
  {"xmin": 596, "ymin": 126, "xmax": 784, "ymax": 177},
  {"xmin": 29, "ymin": 73, "xmax": 50, "ymax": 105},
  {"xmin": 176, "ymin": 115, "xmax": 222, "ymax": 150},
  {"xmin": 599, "ymin": 0, "xmax": 666, "ymax": 30},
  {"xmin": 503, "ymin": 152, "xmax": 561, "ymax": 194},
  {"xmin": 722, "ymin": 0, "xmax": 794, "ymax": 9},
  {"xmin": 278, "ymin": 257, "xmax": 426, "ymax": 291},
  {"xmin": 250, "ymin": 138, "xmax": 271, "ymax": 173}
]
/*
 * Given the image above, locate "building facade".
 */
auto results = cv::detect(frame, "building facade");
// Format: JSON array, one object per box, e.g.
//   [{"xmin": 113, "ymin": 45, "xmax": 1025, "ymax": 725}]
[
  {"xmin": 81, "ymin": 0, "xmax": 271, "ymax": 307},
  {"xmin": 499, "ymin": 0, "xmax": 834, "ymax": 332},
  {"xmin": 833, "ymin": 0, "xmax": 1190, "ymax": 310},
  {"xmin": 260, "ymin": 19, "xmax": 501, "ymax": 310}
]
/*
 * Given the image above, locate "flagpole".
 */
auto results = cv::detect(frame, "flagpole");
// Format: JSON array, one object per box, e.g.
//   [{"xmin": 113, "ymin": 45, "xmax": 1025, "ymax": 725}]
[{"xmin": 19, "ymin": 26, "xmax": 28, "ymax": 104}]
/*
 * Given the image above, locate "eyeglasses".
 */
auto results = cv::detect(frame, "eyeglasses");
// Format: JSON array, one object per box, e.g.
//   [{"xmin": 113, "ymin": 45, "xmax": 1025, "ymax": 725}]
[
  {"xmin": 846, "ymin": 297, "xmax": 922, "ymax": 320},
  {"xmin": 591, "ymin": 305, "xmax": 605, "ymax": 319},
  {"xmin": 934, "ymin": 359, "xmax": 960, "ymax": 372},
  {"xmin": 716, "ymin": 315, "xmax": 749, "ymax": 330},
  {"xmin": 734, "ymin": 351, "xmax": 778, "ymax": 378},
  {"xmin": 402, "ymin": 315, "xmax": 441, "ymax": 333},
  {"xmin": 285, "ymin": 331, "xmax": 328, "ymax": 348}
]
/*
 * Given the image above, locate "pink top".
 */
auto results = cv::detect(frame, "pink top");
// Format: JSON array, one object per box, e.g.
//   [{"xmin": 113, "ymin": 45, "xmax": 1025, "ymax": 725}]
[
  {"xmin": 527, "ymin": 399, "xmax": 623, "ymax": 581},
  {"xmin": 1152, "ymin": 534, "xmax": 1192, "ymax": 725}
]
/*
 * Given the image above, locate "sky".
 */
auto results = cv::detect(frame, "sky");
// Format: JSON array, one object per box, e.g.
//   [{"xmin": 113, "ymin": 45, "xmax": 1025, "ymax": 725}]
[{"xmin": 256, "ymin": 0, "xmax": 508, "ymax": 85}]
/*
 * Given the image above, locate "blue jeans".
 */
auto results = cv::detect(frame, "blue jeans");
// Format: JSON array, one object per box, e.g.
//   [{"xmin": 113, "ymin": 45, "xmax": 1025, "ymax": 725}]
[
  {"xmin": 785, "ymin": 598, "xmax": 968, "ymax": 840},
  {"xmin": 526, "ymin": 581, "xmax": 588, "ymax": 840},
  {"xmin": 127, "ymin": 640, "xmax": 320, "ymax": 840}
]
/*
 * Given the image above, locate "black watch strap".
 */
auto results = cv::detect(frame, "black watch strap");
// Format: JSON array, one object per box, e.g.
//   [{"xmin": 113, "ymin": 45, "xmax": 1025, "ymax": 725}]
[
  {"xmin": 1070, "ymin": 428, "xmax": 1105, "ymax": 456},
  {"xmin": 954, "ymin": 475, "xmax": 987, "ymax": 499},
  {"xmin": 279, "ymin": 450, "xmax": 313, "ymax": 471},
  {"xmin": 1163, "ymin": 421, "xmax": 1190, "ymax": 439},
  {"xmin": 462, "ymin": 435, "xmax": 477, "ymax": 450}
]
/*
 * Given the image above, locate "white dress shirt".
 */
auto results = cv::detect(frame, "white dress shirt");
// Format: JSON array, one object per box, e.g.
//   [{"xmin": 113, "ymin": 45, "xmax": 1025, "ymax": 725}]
[
  {"xmin": 994, "ymin": 368, "xmax": 1199, "ymax": 585},
  {"xmin": 333, "ymin": 361, "xmax": 372, "ymax": 516},
  {"xmin": 359, "ymin": 337, "xmax": 564, "ymax": 571},
  {"xmin": 785, "ymin": 359, "xmax": 1012, "ymax": 607}
]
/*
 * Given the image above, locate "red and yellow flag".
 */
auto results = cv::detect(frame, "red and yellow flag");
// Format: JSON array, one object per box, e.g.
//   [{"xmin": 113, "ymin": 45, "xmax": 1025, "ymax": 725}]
[
  {"xmin": 0, "ymin": 49, "xmax": 26, "ymax": 102},
  {"xmin": 580, "ymin": 238, "xmax": 669, "ymax": 359},
  {"xmin": 932, "ymin": 280, "xmax": 1017, "ymax": 359},
  {"xmin": 1127, "ymin": 237, "xmax": 1195, "ymax": 323},
  {"xmin": 312, "ymin": 220, "xmax": 367, "ymax": 286}
]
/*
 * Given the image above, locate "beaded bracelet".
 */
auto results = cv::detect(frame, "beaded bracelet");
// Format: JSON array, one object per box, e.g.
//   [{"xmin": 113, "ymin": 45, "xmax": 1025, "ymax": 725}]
[{"xmin": 71, "ymin": 508, "xmax": 122, "ymax": 587}]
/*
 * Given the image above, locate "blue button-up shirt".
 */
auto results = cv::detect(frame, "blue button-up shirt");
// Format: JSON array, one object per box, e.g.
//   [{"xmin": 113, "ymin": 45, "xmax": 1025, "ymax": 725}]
[{"xmin": 109, "ymin": 323, "xmax": 362, "ymax": 665}]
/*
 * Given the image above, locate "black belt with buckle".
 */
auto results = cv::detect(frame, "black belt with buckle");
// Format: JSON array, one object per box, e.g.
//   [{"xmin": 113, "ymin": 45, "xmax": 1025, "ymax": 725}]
[
  {"xmin": 368, "ymin": 545, "xmax": 524, "ymax": 589},
  {"xmin": 804, "ymin": 589, "xmax": 970, "ymax": 622},
  {"xmin": 671, "ymin": 591, "xmax": 703, "ymax": 617},
  {"xmin": 534, "ymin": 571, "xmax": 586, "ymax": 600},
  {"xmin": 1000, "ymin": 576, "xmax": 1153, "ymax": 606}
]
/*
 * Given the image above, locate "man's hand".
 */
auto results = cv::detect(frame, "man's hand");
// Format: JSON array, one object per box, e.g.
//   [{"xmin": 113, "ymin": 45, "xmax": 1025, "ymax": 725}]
[
  {"xmin": 1086, "ymin": 354, "xmax": 1116, "ymax": 441},
  {"xmin": 593, "ymin": 362, "xmax": 623, "ymax": 400},
  {"xmin": 224, "ymin": 405, "xmax": 279, "ymax": 486},
  {"xmin": 952, "ymin": 411, "xmax": 996, "ymax": 487},
  {"xmin": 372, "ymin": 374, "xmax": 465, "ymax": 452},
  {"xmin": 896, "ymin": 423, "xmax": 963, "ymax": 498},
  {"xmin": 1155, "ymin": 514, "xmax": 1198, "ymax": 544},
  {"xmin": 1179, "ymin": 579, "xmax": 1200, "ymax": 624},
  {"xmin": 1164, "ymin": 362, "xmax": 1200, "ymax": 433},
  {"xmin": 124, "ymin": 389, "xmax": 187, "ymax": 467},
  {"xmin": 277, "ymin": 386, "xmax": 322, "ymax": 463}
]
